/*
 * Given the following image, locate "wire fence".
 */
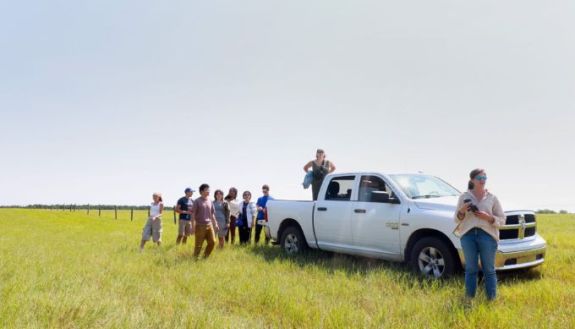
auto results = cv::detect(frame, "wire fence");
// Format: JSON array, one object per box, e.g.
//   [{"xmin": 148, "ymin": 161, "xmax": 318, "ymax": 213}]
[{"xmin": 11, "ymin": 205, "xmax": 178, "ymax": 224}]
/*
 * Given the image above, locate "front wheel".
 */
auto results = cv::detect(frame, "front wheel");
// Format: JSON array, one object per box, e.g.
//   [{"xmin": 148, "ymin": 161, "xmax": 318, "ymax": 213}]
[
  {"xmin": 410, "ymin": 237, "xmax": 456, "ymax": 279},
  {"xmin": 280, "ymin": 226, "xmax": 307, "ymax": 255}
]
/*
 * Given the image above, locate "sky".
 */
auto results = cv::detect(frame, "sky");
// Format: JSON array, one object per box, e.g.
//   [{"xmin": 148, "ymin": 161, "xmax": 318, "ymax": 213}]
[{"xmin": 0, "ymin": 0, "xmax": 574, "ymax": 211}]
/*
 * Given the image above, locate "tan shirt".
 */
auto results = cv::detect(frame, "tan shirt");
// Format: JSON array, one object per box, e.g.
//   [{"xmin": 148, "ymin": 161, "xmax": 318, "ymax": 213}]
[{"xmin": 454, "ymin": 190, "xmax": 506, "ymax": 241}]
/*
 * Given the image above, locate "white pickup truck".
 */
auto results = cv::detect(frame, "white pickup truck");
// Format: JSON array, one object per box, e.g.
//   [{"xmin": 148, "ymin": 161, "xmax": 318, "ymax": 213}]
[{"xmin": 267, "ymin": 172, "xmax": 546, "ymax": 278}]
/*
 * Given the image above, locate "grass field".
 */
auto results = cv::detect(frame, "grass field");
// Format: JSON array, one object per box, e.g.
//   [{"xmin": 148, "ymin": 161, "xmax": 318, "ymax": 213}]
[{"xmin": 1, "ymin": 209, "xmax": 574, "ymax": 328}]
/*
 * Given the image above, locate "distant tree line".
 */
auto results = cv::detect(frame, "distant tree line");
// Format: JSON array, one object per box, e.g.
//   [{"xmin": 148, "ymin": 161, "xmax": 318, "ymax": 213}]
[
  {"xmin": 536, "ymin": 209, "xmax": 570, "ymax": 214},
  {"xmin": 0, "ymin": 204, "xmax": 174, "ymax": 211}
]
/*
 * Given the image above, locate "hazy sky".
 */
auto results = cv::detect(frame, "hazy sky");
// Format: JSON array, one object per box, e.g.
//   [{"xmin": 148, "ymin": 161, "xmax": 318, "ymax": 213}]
[{"xmin": 1, "ymin": 1, "xmax": 573, "ymax": 211}]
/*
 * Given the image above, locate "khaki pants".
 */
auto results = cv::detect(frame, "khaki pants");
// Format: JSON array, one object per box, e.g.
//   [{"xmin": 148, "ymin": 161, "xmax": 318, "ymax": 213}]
[
  {"xmin": 193, "ymin": 223, "xmax": 216, "ymax": 258},
  {"xmin": 178, "ymin": 219, "xmax": 192, "ymax": 236}
]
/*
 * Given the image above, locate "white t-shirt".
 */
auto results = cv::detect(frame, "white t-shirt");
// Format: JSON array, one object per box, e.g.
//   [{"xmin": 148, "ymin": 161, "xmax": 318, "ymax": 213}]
[{"xmin": 150, "ymin": 202, "xmax": 162, "ymax": 217}]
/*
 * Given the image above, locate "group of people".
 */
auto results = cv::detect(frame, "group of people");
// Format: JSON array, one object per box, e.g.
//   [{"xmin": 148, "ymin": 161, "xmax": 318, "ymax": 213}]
[
  {"xmin": 139, "ymin": 148, "xmax": 336, "ymax": 256},
  {"xmin": 139, "ymin": 148, "xmax": 505, "ymax": 301},
  {"xmin": 139, "ymin": 184, "xmax": 274, "ymax": 259}
]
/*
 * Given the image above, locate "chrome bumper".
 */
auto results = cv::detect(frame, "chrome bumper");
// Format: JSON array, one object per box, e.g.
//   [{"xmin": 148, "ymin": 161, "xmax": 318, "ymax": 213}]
[{"xmin": 494, "ymin": 247, "xmax": 546, "ymax": 270}]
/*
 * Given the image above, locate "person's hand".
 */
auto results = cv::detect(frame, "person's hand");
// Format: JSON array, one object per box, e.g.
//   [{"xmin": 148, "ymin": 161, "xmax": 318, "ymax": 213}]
[
  {"xmin": 257, "ymin": 206, "xmax": 263, "ymax": 212},
  {"xmin": 459, "ymin": 201, "xmax": 471, "ymax": 214},
  {"xmin": 474, "ymin": 211, "xmax": 493, "ymax": 222},
  {"xmin": 226, "ymin": 224, "xmax": 230, "ymax": 229},
  {"xmin": 214, "ymin": 224, "xmax": 220, "ymax": 232}
]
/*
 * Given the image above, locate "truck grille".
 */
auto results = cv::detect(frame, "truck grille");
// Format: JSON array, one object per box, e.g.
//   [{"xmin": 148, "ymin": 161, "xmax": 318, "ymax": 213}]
[{"xmin": 499, "ymin": 214, "xmax": 537, "ymax": 240}]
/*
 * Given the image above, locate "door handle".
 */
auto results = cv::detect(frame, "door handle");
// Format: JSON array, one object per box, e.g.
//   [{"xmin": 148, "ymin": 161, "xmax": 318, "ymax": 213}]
[
  {"xmin": 354, "ymin": 209, "xmax": 366, "ymax": 214},
  {"xmin": 317, "ymin": 207, "xmax": 327, "ymax": 211}
]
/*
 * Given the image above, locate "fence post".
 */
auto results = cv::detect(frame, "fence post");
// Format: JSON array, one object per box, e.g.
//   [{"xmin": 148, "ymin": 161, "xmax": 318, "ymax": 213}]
[
  {"xmin": 98, "ymin": 207, "xmax": 101, "ymax": 217},
  {"xmin": 173, "ymin": 208, "xmax": 176, "ymax": 225},
  {"xmin": 87, "ymin": 204, "xmax": 90, "ymax": 215},
  {"xmin": 115, "ymin": 206, "xmax": 118, "ymax": 220},
  {"xmin": 131, "ymin": 208, "xmax": 134, "ymax": 221},
  {"xmin": 70, "ymin": 204, "xmax": 72, "ymax": 212}
]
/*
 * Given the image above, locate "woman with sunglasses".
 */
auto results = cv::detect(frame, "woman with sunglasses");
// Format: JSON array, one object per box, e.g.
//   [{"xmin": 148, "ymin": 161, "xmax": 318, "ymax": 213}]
[{"xmin": 454, "ymin": 169, "xmax": 506, "ymax": 301}]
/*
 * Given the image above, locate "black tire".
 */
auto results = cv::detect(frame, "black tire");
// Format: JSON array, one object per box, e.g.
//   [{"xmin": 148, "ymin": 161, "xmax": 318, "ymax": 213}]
[
  {"xmin": 410, "ymin": 237, "xmax": 456, "ymax": 279},
  {"xmin": 280, "ymin": 226, "xmax": 307, "ymax": 255}
]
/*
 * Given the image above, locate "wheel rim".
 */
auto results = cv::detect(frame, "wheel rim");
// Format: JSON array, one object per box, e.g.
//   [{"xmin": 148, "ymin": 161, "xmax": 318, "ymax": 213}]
[
  {"xmin": 284, "ymin": 233, "xmax": 299, "ymax": 254},
  {"xmin": 418, "ymin": 247, "xmax": 445, "ymax": 278}
]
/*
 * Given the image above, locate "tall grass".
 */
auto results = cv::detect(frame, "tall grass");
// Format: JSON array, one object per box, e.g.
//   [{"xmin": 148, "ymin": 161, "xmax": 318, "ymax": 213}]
[{"xmin": 0, "ymin": 209, "xmax": 573, "ymax": 328}]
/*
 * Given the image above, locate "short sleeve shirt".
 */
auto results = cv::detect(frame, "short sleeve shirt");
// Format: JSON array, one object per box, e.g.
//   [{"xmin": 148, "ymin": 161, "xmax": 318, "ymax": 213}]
[
  {"xmin": 191, "ymin": 197, "xmax": 215, "ymax": 225},
  {"xmin": 177, "ymin": 197, "xmax": 191, "ymax": 220}
]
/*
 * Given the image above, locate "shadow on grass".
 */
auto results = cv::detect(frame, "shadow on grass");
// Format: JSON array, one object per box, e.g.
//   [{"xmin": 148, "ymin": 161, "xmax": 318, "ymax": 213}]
[
  {"xmin": 248, "ymin": 245, "xmax": 544, "ymax": 285},
  {"xmin": 497, "ymin": 268, "xmax": 544, "ymax": 284},
  {"xmin": 248, "ymin": 244, "xmax": 424, "ymax": 280}
]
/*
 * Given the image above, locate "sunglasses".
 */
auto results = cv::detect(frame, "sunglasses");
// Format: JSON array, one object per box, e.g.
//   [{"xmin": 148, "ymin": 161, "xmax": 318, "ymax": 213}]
[{"xmin": 475, "ymin": 175, "xmax": 487, "ymax": 181}]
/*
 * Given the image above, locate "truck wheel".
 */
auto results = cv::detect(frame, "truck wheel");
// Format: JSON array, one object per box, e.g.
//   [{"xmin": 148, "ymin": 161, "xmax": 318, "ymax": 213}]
[
  {"xmin": 280, "ymin": 226, "xmax": 307, "ymax": 255},
  {"xmin": 410, "ymin": 237, "xmax": 456, "ymax": 279}
]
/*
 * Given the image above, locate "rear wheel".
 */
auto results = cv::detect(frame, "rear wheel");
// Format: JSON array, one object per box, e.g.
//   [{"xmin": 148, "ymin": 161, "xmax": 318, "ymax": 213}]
[
  {"xmin": 280, "ymin": 226, "xmax": 307, "ymax": 255},
  {"xmin": 410, "ymin": 237, "xmax": 456, "ymax": 279}
]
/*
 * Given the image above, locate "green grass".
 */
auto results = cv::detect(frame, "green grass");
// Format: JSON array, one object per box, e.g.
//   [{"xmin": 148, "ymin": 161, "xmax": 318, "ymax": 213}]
[{"xmin": 1, "ymin": 209, "xmax": 574, "ymax": 329}]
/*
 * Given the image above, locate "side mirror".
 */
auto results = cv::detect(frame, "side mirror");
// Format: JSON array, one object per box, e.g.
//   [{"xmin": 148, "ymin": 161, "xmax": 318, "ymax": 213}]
[{"xmin": 371, "ymin": 191, "xmax": 400, "ymax": 204}]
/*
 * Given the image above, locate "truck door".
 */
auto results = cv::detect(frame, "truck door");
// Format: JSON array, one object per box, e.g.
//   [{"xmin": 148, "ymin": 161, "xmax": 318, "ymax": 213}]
[
  {"xmin": 313, "ymin": 175, "xmax": 357, "ymax": 252},
  {"xmin": 350, "ymin": 175, "xmax": 402, "ymax": 257}
]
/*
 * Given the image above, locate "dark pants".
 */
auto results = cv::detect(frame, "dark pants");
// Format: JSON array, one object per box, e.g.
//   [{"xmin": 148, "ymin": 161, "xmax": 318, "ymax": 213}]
[
  {"xmin": 226, "ymin": 216, "xmax": 237, "ymax": 243},
  {"xmin": 254, "ymin": 223, "xmax": 270, "ymax": 244},
  {"xmin": 312, "ymin": 179, "xmax": 323, "ymax": 201},
  {"xmin": 238, "ymin": 225, "xmax": 251, "ymax": 244}
]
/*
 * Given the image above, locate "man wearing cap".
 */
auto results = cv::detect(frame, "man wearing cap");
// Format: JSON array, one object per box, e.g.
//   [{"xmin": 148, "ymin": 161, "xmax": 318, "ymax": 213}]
[{"xmin": 176, "ymin": 187, "xmax": 194, "ymax": 245}]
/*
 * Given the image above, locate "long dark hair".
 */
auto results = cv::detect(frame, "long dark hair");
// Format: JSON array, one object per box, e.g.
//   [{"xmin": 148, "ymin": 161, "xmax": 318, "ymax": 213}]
[
  {"xmin": 225, "ymin": 187, "xmax": 238, "ymax": 201},
  {"xmin": 468, "ymin": 168, "xmax": 485, "ymax": 190}
]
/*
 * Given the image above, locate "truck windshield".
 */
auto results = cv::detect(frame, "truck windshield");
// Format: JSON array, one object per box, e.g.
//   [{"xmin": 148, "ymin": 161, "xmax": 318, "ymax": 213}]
[{"xmin": 389, "ymin": 174, "xmax": 460, "ymax": 199}]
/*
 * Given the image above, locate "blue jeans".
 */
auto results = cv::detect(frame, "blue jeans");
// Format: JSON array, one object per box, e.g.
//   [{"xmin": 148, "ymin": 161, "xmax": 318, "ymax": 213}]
[{"xmin": 461, "ymin": 228, "xmax": 498, "ymax": 300}]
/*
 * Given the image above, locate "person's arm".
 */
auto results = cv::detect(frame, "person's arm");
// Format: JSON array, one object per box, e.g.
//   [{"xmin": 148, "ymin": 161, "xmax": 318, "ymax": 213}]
[
  {"xmin": 491, "ymin": 197, "xmax": 506, "ymax": 227},
  {"xmin": 224, "ymin": 202, "xmax": 231, "ymax": 226},
  {"xmin": 175, "ymin": 203, "xmax": 181, "ymax": 214},
  {"xmin": 210, "ymin": 203, "xmax": 219, "ymax": 230},
  {"xmin": 328, "ymin": 161, "xmax": 336, "ymax": 173},
  {"xmin": 476, "ymin": 196, "xmax": 506, "ymax": 226},
  {"xmin": 473, "ymin": 195, "xmax": 505, "ymax": 226},
  {"xmin": 154, "ymin": 203, "xmax": 164, "ymax": 220},
  {"xmin": 190, "ymin": 201, "xmax": 197, "ymax": 228},
  {"xmin": 250, "ymin": 203, "xmax": 257, "ymax": 228},
  {"xmin": 454, "ymin": 195, "xmax": 469, "ymax": 223},
  {"xmin": 175, "ymin": 201, "xmax": 186, "ymax": 215},
  {"xmin": 303, "ymin": 161, "xmax": 312, "ymax": 173}
]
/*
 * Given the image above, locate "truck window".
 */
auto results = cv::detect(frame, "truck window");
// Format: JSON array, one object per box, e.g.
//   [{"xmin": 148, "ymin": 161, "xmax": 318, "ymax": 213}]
[
  {"xmin": 325, "ymin": 176, "xmax": 355, "ymax": 201},
  {"xmin": 359, "ymin": 175, "xmax": 388, "ymax": 202}
]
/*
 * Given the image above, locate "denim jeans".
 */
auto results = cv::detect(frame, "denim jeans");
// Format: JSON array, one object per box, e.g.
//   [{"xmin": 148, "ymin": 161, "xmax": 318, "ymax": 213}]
[{"xmin": 461, "ymin": 228, "xmax": 498, "ymax": 300}]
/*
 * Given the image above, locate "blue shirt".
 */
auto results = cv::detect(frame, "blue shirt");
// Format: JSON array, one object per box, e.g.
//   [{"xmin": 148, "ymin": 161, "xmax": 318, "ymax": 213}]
[
  {"xmin": 177, "ymin": 197, "xmax": 191, "ymax": 220},
  {"xmin": 256, "ymin": 195, "xmax": 273, "ymax": 220}
]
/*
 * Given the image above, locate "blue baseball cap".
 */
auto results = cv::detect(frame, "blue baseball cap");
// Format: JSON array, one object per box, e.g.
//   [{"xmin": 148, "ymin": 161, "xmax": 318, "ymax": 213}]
[{"xmin": 184, "ymin": 187, "xmax": 195, "ymax": 193}]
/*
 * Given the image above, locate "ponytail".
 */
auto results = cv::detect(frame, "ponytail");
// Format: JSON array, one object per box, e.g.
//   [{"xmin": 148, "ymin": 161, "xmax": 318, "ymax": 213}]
[{"xmin": 468, "ymin": 180, "xmax": 474, "ymax": 190}]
